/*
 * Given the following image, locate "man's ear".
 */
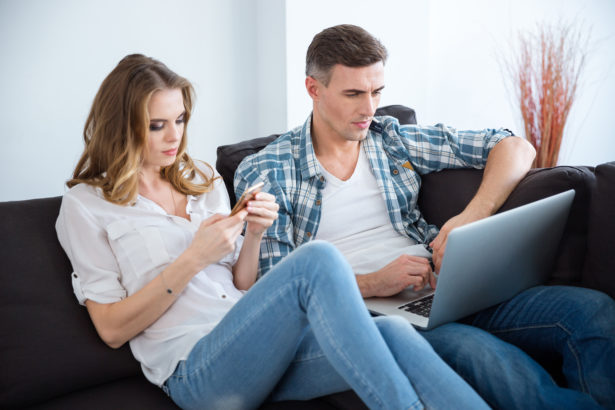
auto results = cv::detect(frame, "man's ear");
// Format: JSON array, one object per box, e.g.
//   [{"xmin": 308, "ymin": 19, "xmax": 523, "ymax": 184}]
[{"xmin": 305, "ymin": 76, "xmax": 320, "ymax": 101}]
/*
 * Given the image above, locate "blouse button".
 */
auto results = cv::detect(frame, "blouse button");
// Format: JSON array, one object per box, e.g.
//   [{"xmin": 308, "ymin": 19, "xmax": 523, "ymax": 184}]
[
  {"xmin": 221, "ymin": 294, "xmax": 227, "ymax": 299},
  {"xmin": 315, "ymin": 200, "xmax": 321, "ymax": 206},
  {"xmin": 306, "ymin": 232, "xmax": 312, "ymax": 237},
  {"xmin": 392, "ymin": 169, "xmax": 399, "ymax": 175},
  {"xmin": 72, "ymin": 273, "xmax": 78, "ymax": 278},
  {"xmin": 319, "ymin": 176, "xmax": 325, "ymax": 182}
]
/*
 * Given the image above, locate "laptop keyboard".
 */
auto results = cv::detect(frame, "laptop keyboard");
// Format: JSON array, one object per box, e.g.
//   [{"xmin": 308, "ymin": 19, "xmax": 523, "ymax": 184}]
[{"xmin": 398, "ymin": 295, "xmax": 434, "ymax": 318}]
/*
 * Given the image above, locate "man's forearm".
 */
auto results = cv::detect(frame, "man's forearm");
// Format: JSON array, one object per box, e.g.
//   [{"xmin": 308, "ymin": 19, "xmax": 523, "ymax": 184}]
[{"xmin": 466, "ymin": 137, "xmax": 535, "ymax": 218}]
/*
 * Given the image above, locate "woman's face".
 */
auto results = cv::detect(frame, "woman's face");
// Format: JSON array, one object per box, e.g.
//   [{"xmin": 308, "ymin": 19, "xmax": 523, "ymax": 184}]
[{"xmin": 143, "ymin": 88, "xmax": 185, "ymax": 171}]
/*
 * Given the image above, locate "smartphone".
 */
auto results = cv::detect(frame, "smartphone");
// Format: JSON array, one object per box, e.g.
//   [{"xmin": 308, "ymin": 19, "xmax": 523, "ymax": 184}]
[{"xmin": 230, "ymin": 182, "xmax": 265, "ymax": 216}]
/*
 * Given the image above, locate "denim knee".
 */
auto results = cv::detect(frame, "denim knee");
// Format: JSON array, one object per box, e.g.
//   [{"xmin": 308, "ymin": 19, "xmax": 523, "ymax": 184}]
[
  {"xmin": 557, "ymin": 286, "xmax": 615, "ymax": 334},
  {"xmin": 578, "ymin": 289, "xmax": 615, "ymax": 334},
  {"xmin": 375, "ymin": 316, "xmax": 430, "ymax": 348},
  {"xmin": 292, "ymin": 240, "xmax": 354, "ymax": 281}
]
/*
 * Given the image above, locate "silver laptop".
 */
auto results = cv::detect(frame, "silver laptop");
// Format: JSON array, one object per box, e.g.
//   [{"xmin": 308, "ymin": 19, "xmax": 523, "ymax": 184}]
[{"xmin": 365, "ymin": 189, "xmax": 575, "ymax": 330}]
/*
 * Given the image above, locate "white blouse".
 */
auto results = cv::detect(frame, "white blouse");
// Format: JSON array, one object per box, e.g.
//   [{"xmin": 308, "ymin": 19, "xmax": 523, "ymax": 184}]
[{"xmin": 56, "ymin": 172, "xmax": 244, "ymax": 386}]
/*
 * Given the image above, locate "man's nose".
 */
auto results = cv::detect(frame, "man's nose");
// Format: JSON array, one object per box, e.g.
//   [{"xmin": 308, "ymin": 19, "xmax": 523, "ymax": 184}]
[{"xmin": 360, "ymin": 94, "xmax": 377, "ymax": 117}]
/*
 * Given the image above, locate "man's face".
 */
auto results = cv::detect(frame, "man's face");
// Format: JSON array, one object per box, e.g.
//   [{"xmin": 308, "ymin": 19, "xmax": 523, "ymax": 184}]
[{"xmin": 310, "ymin": 62, "xmax": 385, "ymax": 143}]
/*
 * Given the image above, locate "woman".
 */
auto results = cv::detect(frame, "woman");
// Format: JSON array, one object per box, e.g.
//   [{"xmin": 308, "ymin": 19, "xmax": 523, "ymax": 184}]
[{"xmin": 56, "ymin": 54, "xmax": 487, "ymax": 410}]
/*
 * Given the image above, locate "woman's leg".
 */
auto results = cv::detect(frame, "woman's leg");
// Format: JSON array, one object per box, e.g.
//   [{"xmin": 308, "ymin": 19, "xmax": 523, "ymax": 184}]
[
  {"xmin": 166, "ymin": 241, "xmax": 418, "ymax": 409},
  {"xmin": 166, "ymin": 241, "xmax": 484, "ymax": 409},
  {"xmin": 465, "ymin": 285, "xmax": 615, "ymax": 408},
  {"xmin": 270, "ymin": 316, "xmax": 487, "ymax": 410}
]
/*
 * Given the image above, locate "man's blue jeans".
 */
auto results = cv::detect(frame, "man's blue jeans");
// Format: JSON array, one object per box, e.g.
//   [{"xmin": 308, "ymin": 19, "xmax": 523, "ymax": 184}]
[
  {"xmin": 420, "ymin": 285, "xmax": 615, "ymax": 409},
  {"xmin": 164, "ymin": 241, "xmax": 487, "ymax": 409}
]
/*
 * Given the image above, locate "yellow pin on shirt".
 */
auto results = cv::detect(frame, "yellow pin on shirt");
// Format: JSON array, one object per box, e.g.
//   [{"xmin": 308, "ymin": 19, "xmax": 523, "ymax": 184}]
[{"xmin": 402, "ymin": 161, "xmax": 414, "ymax": 171}]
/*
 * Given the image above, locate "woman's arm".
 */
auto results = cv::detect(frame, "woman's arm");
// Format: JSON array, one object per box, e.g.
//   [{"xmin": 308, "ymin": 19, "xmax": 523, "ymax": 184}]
[
  {"xmin": 232, "ymin": 192, "xmax": 279, "ymax": 290},
  {"xmin": 87, "ymin": 212, "xmax": 248, "ymax": 349}
]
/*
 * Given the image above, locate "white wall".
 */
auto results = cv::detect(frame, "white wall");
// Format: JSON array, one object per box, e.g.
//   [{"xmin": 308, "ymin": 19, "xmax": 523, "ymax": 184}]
[
  {"xmin": 1, "ymin": 0, "xmax": 613, "ymax": 201},
  {"xmin": 0, "ymin": 0, "xmax": 261, "ymax": 201},
  {"xmin": 424, "ymin": 0, "xmax": 615, "ymax": 166}
]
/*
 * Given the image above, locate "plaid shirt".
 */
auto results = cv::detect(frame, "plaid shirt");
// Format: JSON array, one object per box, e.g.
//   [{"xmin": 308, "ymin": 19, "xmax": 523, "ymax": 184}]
[{"xmin": 234, "ymin": 114, "xmax": 512, "ymax": 276}]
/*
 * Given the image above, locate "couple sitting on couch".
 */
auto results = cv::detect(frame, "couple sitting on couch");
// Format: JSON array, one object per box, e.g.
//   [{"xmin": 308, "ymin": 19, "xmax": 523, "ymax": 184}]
[{"xmin": 56, "ymin": 24, "xmax": 615, "ymax": 409}]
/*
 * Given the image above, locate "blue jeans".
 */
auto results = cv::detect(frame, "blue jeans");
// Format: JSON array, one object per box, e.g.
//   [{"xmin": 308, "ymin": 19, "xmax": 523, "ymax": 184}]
[
  {"xmin": 419, "ymin": 285, "xmax": 615, "ymax": 409},
  {"xmin": 164, "ymin": 241, "xmax": 487, "ymax": 410}
]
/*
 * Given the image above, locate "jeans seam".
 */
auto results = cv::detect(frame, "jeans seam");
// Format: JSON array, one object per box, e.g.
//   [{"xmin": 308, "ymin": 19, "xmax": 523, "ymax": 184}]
[
  {"xmin": 489, "ymin": 321, "xmax": 589, "ymax": 394},
  {"xmin": 310, "ymin": 291, "xmax": 387, "ymax": 409}
]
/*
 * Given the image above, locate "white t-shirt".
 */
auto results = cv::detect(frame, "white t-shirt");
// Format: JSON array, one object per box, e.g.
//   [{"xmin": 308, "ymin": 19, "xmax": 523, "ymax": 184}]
[
  {"xmin": 315, "ymin": 145, "xmax": 432, "ymax": 273},
  {"xmin": 56, "ymin": 170, "xmax": 244, "ymax": 386}
]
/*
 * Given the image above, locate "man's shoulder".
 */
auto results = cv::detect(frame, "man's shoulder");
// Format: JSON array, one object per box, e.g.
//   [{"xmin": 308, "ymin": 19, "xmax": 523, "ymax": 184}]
[{"xmin": 238, "ymin": 127, "xmax": 300, "ymax": 171}]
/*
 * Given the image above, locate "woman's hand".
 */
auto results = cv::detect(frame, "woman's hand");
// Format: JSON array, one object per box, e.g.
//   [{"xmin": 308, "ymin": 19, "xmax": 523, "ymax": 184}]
[
  {"xmin": 188, "ymin": 211, "xmax": 248, "ymax": 270},
  {"xmin": 244, "ymin": 192, "xmax": 279, "ymax": 237}
]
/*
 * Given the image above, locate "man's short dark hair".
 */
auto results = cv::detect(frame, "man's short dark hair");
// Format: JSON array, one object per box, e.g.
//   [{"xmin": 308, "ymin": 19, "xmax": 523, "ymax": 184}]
[{"xmin": 306, "ymin": 24, "xmax": 388, "ymax": 86}]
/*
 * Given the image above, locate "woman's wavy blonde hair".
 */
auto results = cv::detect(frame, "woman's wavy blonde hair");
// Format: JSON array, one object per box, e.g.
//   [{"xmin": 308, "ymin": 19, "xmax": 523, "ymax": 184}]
[{"xmin": 68, "ymin": 54, "xmax": 217, "ymax": 205}]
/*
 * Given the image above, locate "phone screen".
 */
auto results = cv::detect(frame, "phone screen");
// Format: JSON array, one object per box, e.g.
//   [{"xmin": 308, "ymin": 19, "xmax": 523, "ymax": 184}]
[{"xmin": 230, "ymin": 182, "xmax": 265, "ymax": 216}]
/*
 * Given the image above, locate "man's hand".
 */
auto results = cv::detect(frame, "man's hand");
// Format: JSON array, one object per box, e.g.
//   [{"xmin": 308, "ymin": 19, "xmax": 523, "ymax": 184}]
[
  {"xmin": 358, "ymin": 255, "xmax": 436, "ymax": 298},
  {"xmin": 429, "ymin": 206, "xmax": 490, "ymax": 273}
]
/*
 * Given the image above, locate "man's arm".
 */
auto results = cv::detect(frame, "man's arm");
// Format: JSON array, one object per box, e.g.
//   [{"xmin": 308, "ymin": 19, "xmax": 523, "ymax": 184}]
[{"xmin": 430, "ymin": 136, "xmax": 536, "ymax": 272}]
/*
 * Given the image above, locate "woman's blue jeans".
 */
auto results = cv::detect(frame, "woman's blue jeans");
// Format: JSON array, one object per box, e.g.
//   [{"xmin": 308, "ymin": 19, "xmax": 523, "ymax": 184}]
[
  {"xmin": 419, "ymin": 285, "xmax": 615, "ymax": 409},
  {"xmin": 164, "ymin": 241, "xmax": 487, "ymax": 410}
]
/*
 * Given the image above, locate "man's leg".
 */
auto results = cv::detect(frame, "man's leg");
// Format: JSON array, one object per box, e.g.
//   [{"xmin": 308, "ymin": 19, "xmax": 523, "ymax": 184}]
[
  {"xmin": 420, "ymin": 322, "xmax": 602, "ymax": 409},
  {"xmin": 465, "ymin": 285, "xmax": 615, "ymax": 408}
]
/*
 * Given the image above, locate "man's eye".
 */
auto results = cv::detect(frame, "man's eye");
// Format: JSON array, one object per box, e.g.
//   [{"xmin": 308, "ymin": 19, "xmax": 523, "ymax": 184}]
[{"xmin": 149, "ymin": 123, "xmax": 164, "ymax": 131}]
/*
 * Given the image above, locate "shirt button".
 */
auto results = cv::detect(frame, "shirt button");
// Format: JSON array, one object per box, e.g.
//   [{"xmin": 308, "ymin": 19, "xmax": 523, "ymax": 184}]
[
  {"xmin": 392, "ymin": 169, "xmax": 399, "ymax": 175},
  {"xmin": 319, "ymin": 176, "xmax": 325, "ymax": 182},
  {"xmin": 221, "ymin": 294, "xmax": 227, "ymax": 299},
  {"xmin": 315, "ymin": 200, "xmax": 321, "ymax": 206},
  {"xmin": 306, "ymin": 232, "xmax": 312, "ymax": 237},
  {"xmin": 72, "ymin": 273, "xmax": 78, "ymax": 278}
]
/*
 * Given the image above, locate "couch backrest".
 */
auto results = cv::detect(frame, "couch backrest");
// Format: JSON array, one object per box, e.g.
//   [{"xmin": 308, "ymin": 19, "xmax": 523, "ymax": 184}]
[{"xmin": 0, "ymin": 196, "xmax": 141, "ymax": 407}]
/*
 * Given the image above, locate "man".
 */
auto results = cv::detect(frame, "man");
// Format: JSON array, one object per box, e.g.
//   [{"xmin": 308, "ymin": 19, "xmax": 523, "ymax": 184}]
[{"xmin": 235, "ymin": 24, "xmax": 615, "ymax": 409}]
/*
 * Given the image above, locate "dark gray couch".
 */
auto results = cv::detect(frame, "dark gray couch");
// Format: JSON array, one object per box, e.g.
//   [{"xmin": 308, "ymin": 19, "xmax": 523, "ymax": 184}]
[{"xmin": 1, "ymin": 105, "xmax": 613, "ymax": 409}]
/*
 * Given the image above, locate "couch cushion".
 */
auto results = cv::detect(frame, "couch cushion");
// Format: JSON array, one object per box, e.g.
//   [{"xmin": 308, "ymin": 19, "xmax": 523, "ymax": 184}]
[
  {"xmin": 418, "ymin": 165, "xmax": 595, "ymax": 285},
  {"xmin": 583, "ymin": 161, "xmax": 615, "ymax": 298},
  {"xmin": 0, "ymin": 197, "xmax": 158, "ymax": 407},
  {"xmin": 25, "ymin": 376, "xmax": 177, "ymax": 410},
  {"xmin": 216, "ymin": 105, "xmax": 417, "ymax": 206}
]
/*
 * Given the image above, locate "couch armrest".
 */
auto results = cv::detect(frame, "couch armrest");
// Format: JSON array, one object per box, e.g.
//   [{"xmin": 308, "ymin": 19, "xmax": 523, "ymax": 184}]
[{"xmin": 583, "ymin": 161, "xmax": 615, "ymax": 299}]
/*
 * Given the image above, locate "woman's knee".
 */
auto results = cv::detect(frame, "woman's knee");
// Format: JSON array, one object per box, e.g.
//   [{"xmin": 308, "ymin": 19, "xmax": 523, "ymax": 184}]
[
  {"xmin": 374, "ymin": 316, "xmax": 429, "ymax": 347},
  {"xmin": 293, "ymin": 241, "xmax": 353, "ymax": 279}
]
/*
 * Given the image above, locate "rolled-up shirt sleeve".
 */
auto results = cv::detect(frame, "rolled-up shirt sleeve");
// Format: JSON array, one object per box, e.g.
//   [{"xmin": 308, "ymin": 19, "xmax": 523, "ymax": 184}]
[
  {"xmin": 56, "ymin": 193, "xmax": 126, "ymax": 305},
  {"xmin": 393, "ymin": 121, "xmax": 513, "ymax": 175}
]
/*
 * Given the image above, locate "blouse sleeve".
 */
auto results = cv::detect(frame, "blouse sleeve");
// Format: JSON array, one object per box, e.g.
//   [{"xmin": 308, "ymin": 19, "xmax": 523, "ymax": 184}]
[{"xmin": 56, "ymin": 191, "xmax": 126, "ymax": 305}]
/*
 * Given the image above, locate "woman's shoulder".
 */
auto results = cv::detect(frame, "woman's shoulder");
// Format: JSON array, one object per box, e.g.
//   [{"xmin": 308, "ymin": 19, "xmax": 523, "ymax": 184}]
[
  {"xmin": 61, "ymin": 183, "xmax": 121, "ymax": 218},
  {"xmin": 63, "ymin": 183, "xmax": 103, "ymax": 205}
]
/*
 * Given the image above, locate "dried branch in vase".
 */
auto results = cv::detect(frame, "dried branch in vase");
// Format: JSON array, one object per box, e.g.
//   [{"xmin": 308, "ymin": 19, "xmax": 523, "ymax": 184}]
[{"xmin": 505, "ymin": 22, "xmax": 589, "ymax": 168}]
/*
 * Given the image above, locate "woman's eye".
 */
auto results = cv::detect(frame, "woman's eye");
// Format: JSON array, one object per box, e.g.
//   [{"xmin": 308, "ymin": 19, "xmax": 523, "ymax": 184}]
[{"xmin": 149, "ymin": 123, "xmax": 164, "ymax": 131}]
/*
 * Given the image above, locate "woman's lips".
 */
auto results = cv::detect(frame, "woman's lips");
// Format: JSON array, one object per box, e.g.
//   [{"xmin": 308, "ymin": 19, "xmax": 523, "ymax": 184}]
[{"xmin": 163, "ymin": 148, "xmax": 178, "ymax": 156}]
